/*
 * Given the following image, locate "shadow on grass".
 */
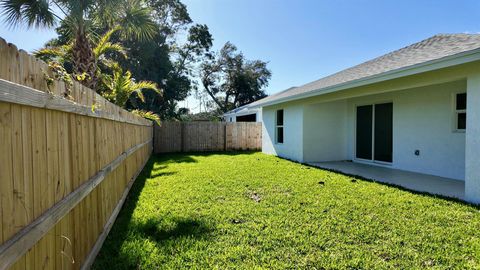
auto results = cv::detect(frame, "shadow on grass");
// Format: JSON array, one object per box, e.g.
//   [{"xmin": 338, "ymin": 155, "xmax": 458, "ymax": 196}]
[
  {"xmin": 137, "ymin": 216, "xmax": 213, "ymax": 242},
  {"xmin": 149, "ymin": 171, "xmax": 177, "ymax": 178},
  {"xmin": 145, "ymin": 151, "xmax": 260, "ymax": 178},
  {"xmin": 92, "ymin": 158, "xmax": 154, "ymax": 269},
  {"xmin": 145, "ymin": 151, "xmax": 258, "ymax": 177},
  {"xmin": 155, "ymin": 154, "xmax": 198, "ymax": 164},
  {"xmin": 152, "ymin": 150, "xmax": 259, "ymax": 161},
  {"xmin": 93, "ymin": 154, "xmax": 219, "ymax": 269}
]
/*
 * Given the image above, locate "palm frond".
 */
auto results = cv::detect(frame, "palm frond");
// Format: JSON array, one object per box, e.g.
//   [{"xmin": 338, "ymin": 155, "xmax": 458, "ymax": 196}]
[
  {"xmin": 90, "ymin": 0, "xmax": 122, "ymax": 28},
  {"xmin": 93, "ymin": 26, "xmax": 127, "ymax": 60},
  {"xmin": 95, "ymin": 42, "xmax": 127, "ymax": 60},
  {"xmin": 103, "ymin": 66, "xmax": 162, "ymax": 107},
  {"xmin": 1, "ymin": 0, "xmax": 56, "ymax": 28},
  {"xmin": 34, "ymin": 46, "xmax": 63, "ymax": 57},
  {"xmin": 99, "ymin": 58, "xmax": 120, "ymax": 69},
  {"xmin": 131, "ymin": 81, "xmax": 160, "ymax": 93},
  {"xmin": 33, "ymin": 44, "xmax": 72, "ymax": 62},
  {"xmin": 131, "ymin": 109, "xmax": 160, "ymax": 125},
  {"xmin": 120, "ymin": 0, "xmax": 157, "ymax": 41},
  {"xmin": 132, "ymin": 80, "xmax": 161, "ymax": 103},
  {"xmin": 94, "ymin": 25, "xmax": 119, "ymax": 49},
  {"xmin": 132, "ymin": 87, "xmax": 145, "ymax": 102}
]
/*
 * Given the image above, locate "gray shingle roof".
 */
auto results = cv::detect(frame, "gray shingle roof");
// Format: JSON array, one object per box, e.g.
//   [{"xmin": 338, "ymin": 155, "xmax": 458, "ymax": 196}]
[{"xmin": 251, "ymin": 34, "xmax": 480, "ymax": 107}]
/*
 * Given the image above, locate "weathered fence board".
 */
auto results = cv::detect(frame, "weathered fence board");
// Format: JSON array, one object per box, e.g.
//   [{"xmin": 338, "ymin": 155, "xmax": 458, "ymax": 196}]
[
  {"xmin": 0, "ymin": 37, "xmax": 153, "ymax": 269},
  {"xmin": 154, "ymin": 121, "xmax": 262, "ymax": 153},
  {"xmin": 154, "ymin": 121, "xmax": 182, "ymax": 153}
]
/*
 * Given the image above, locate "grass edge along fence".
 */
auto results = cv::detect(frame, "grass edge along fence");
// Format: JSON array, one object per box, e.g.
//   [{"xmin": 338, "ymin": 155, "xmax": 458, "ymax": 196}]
[
  {"xmin": 154, "ymin": 121, "xmax": 262, "ymax": 153},
  {"xmin": 0, "ymin": 37, "xmax": 153, "ymax": 269}
]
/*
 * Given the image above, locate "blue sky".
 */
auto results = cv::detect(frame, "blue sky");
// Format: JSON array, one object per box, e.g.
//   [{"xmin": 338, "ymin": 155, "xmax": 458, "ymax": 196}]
[{"xmin": 1, "ymin": 0, "xmax": 479, "ymax": 112}]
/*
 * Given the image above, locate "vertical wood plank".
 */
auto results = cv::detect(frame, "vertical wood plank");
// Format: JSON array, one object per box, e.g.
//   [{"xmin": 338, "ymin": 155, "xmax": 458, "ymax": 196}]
[
  {"xmin": 21, "ymin": 105, "xmax": 35, "ymax": 268},
  {"xmin": 30, "ymin": 107, "xmax": 50, "ymax": 269},
  {"xmin": 32, "ymin": 108, "xmax": 48, "ymax": 218},
  {"xmin": 0, "ymin": 102, "xmax": 13, "ymax": 245},
  {"xmin": 10, "ymin": 104, "xmax": 26, "ymax": 269},
  {"xmin": 46, "ymin": 110, "xmax": 60, "ymax": 270}
]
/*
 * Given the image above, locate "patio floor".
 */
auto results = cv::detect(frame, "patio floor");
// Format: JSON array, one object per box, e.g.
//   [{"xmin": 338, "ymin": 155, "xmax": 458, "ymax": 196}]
[{"xmin": 307, "ymin": 161, "xmax": 465, "ymax": 200}]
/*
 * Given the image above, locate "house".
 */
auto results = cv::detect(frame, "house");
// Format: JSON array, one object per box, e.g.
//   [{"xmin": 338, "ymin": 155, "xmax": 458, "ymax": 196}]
[
  {"xmin": 223, "ymin": 104, "xmax": 261, "ymax": 122},
  {"xmin": 249, "ymin": 34, "xmax": 480, "ymax": 203}
]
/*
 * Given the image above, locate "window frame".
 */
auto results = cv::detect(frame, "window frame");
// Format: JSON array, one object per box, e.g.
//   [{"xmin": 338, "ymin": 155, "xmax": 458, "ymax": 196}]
[
  {"xmin": 453, "ymin": 92, "xmax": 467, "ymax": 132},
  {"xmin": 275, "ymin": 109, "xmax": 284, "ymax": 144}
]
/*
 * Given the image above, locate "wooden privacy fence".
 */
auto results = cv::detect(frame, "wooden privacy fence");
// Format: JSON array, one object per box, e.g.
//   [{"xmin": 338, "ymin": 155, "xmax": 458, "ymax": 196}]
[
  {"xmin": 154, "ymin": 121, "xmax": 262, "ymax": 153},
  {"xmin": 0, "ymin": 38, "xmax": 153, "ymax": 269}
]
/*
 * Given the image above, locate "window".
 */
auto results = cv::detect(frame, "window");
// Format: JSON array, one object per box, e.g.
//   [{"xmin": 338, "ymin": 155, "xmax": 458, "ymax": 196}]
[
  {"xmin": 276, "ymin": 109, "xmax": 284, "ymax": 143},
  {"xmin": 455, "ymin": 93, "xmax": 467, "ymax": 131}
]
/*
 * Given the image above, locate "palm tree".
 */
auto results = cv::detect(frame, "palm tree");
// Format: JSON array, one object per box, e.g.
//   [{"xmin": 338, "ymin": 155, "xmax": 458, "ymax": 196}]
[
  {"xmin": 0, "ymin": 0, "xmax": 157, "ymax": 90},
  {"xmin": 35, "ymin": 26, "xmax": 127, "ymax": 77},
  {"xmin": 103, "ymin": 64, "xmax": 161, "ymax": 107}
]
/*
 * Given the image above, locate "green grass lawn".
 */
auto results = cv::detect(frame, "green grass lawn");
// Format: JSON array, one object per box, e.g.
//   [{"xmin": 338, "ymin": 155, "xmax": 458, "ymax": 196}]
[{"xmin": 93, "ymin": 152, "xmax": 480, "ymax": 269}]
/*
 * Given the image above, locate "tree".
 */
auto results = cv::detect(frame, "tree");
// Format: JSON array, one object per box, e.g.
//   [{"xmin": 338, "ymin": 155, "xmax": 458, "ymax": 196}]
[
  {"xmin": 34, "ymin": 26, "xmax": 127, "ymax": 79},
  {"xmin": 35, "ymin": 29, "xmax": 162, "ymax": 115},
  {"xmin": 2, "ymin": 0, "xmax": 215, "ymax": 120},
  {"xmin": 0, "ymin": 0, "xmax": 157, "ymax": 90},
  {"xmin": 123, "ymin": 22, "xmax": 213, "ymax": 120},
  {"xmin": 200, "ymin": 42, "xmax": 271, "ymax": 113},
  {"xmin": 146, "ymin": 0, "xmax": 192, "ymax": 39}
]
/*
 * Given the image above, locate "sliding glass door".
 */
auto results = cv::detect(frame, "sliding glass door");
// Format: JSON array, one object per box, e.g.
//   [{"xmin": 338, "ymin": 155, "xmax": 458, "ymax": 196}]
[
  {"xmin": 356, "ymin": 103, "xmax": 392, "ymax": 163},
  {"xmin": 356, "ymin": 105, "xmax": 373, "ymax": 160}
]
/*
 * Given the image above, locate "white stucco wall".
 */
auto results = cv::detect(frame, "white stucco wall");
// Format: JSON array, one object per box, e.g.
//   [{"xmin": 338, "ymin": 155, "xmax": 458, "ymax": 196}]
[
  {"xmin": 303, "ymin": 100, "xmax": 348, "ymax": 162},
  {"xmin": 225, "ymin": 115, "xmax": 235, "ymax": 122},
  {"xmin": 345, "ymin": 80, "xmax": 466, "ymax": 180},
  {"xmin": 262, "ymin": 79, "xmax": 466, "ymax": 180},
  {"xmin": 262, "ymin": 103, "xmax": 304, "ymax": 162},
  {"xmin": 465, "ymin": 73, "xmax": 480, "ymax": 203},
  {"xmin": 255, "ymin": 109, "xmax": 262, "ymax": 123}
]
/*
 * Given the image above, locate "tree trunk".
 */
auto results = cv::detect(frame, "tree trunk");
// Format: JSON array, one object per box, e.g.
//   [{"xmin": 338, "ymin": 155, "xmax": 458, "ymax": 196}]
[
  {"xmin": 202, "ymin": 81, "xmax": 227, "ymax": 112},
  {"xmin": 73, "ymin": 28, "xmax": 98, "ymax": 90},
  {"xmin": 232, "ymin": 92, "xmax": 239, "ymax": 109}
]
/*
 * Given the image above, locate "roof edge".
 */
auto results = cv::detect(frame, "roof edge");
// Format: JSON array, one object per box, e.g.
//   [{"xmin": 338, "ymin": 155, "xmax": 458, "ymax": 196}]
[
  {"xmin": 250, "ymin": 47, "xmax": 480, "ymax": 108},
  {"xmin": 223, "ymin": 107, "xmax": 259, "ymax": 116}
]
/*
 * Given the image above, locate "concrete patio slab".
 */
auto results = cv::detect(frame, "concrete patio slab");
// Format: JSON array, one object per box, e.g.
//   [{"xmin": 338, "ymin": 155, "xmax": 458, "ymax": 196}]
[{"xmin": 308, "ymin": 161, "xmax": 465, "ymax": 200}]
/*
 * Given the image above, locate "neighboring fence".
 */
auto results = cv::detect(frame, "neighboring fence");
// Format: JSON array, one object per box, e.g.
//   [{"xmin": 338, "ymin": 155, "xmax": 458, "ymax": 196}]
[
  {"xmin": 0, "ymin": 38, "xmax": 153, "ymax": 269},
  {"xmin": 154, "ymin": 121, "xmax": 262, "ymax": 153}
]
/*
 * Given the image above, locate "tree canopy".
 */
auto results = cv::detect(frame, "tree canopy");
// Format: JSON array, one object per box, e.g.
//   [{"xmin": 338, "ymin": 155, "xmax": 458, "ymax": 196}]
[
  {"xmin": 0, "ymin": 0, "xmax": 158, "ymax": 89},
  {"xmin": 0, "ymin": 0, "xmax": 271, "ymax": 121},
  {"xmin": 200, "ymin": 42, "xmax": 271, "ymax": 113}
]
